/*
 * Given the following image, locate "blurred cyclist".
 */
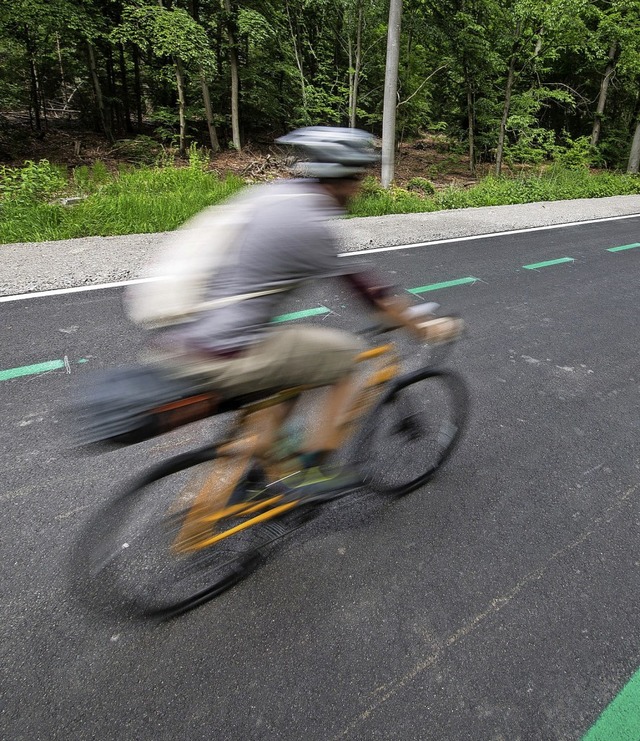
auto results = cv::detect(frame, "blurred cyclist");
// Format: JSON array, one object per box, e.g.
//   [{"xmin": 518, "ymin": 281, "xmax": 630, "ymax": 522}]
[{"xmin": 148, "ymin": 126, "xmax": 461, "ymax": 501}]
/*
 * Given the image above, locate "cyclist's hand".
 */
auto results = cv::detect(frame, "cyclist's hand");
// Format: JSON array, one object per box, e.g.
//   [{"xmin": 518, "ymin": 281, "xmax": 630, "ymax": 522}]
[{"xmin": 416, "ymin": 316, "xmax": 464, "ymax": 344}]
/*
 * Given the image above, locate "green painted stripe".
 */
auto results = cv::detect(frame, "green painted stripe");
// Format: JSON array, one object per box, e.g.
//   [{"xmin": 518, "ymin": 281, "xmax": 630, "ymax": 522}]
[
  {"xmin": 0, "ymin": 359, "xmax": 65, "ymax": 381},
  {"xmin": 408, "ymin": 276, "xmax": 478, "ymax": 295},
  {"xmin": 0, "ymin": 357, "xmax": 90, "ymax": 381},
  {"xmin": 523, "ymin": 257, "xmax": 574, "ymax": 270},
  {"xmin": 272, "ymin": 306, "xmax": 331, "ymax": 323},
  {"xmin": 607, "ymin": 243, "xmax": 640, "ymax": 252},
  {"xmin": 582, "ymin": 666, "xmax": 640, "ymax": 741}
]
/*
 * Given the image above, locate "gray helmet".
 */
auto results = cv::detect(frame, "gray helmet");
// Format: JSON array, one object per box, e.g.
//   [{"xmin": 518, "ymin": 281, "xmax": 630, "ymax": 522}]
[{"xmin": 276, "ymin": 126, "xmax": 379, "ymax": 178}]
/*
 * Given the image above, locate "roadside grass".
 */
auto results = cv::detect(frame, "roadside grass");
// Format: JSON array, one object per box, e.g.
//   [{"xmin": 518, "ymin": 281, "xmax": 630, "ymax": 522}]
[
  {"xmin": 350, "ymin": 168, "xmax": 640, "ymax": 217},
  {"xmin": 0, "ymin": 163, "xmax": 244, "ymax": 243},
  {"xmin": 1, "ymin": 159, "xmax": 639, "ymax": 244}
]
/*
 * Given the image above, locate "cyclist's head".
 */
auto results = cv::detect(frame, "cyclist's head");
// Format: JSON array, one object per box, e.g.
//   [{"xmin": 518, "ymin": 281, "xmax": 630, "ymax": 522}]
[{"xmin": 276, "ymin": 126, "xmax": 379, "ymax": 180}]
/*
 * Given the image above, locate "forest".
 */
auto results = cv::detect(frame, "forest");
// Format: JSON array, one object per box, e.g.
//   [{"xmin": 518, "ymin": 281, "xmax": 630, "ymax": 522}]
[{"xmin": 1, "ymin": 0, "xmax": 640, "ymax": 173}]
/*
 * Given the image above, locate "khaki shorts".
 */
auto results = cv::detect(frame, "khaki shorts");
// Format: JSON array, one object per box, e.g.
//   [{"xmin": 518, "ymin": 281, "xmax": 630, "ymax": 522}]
[{"xmin": 150, "ymin": 325, "xmax": 365, "ymax": 399}]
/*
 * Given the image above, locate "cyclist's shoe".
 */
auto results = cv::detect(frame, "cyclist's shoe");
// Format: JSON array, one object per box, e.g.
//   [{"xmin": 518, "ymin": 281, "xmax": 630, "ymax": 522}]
[
  {"xmin": 272, "ymin": 465, "xmax": 363, "ymax": 504},
  {"xmin": 227, "ymin": 462, "xmax": 270, "ymax": 505}
]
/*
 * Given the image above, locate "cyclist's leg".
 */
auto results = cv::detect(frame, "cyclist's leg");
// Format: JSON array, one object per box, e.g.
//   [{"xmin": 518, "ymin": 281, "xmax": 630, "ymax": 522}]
[
  {"xmin": 245, "ymin": 325, "xmax": 364, "ymax": 460},
  {"xmin": 146, "ymin": 325, "xmax": 364, "ymax": 465}
]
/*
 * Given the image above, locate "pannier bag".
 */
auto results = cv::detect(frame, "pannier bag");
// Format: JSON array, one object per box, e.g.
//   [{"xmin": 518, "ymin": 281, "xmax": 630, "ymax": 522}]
[{"xmin": 70, "ymin": 364, "xmax": 218, "ymax": 448}]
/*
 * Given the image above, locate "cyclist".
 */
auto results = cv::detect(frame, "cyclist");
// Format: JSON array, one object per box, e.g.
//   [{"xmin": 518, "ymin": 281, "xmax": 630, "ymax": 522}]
[{"xmin": 148, "ymin": 126, "xmax": 461, "ymax": 501}]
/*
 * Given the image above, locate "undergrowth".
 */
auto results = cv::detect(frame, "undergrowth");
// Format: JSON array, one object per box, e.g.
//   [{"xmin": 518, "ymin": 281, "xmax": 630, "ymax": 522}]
[{"xmin": 1, "ymin": 156, "xmax": 639, "ymax": 244}]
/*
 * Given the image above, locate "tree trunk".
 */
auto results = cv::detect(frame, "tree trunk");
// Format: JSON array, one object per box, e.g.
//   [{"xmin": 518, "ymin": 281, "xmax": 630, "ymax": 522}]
[
  {"xmin": 285, "ymin": 0, "xmax": 307, "ymax": 119},
  {"xmin": 56, "ymin": 33, "xmax": 69, "ymax": 112},
  {"xmin": 495, "ymin": 24, "xmax": 520, "ymax": 177},
  {"xmin": 381, "ymin": 0, "xmax": 403, "ymax": 188},
  {"xmin": 132, "ymin": 46, "xmax": 143, "ymax": 132},
  {"xmin": 175, "ymin": 56, "xmax": 187, "ymax": 156},
  {"xmin": 106, "ymin": 46, "xmax": 118, "ymax": 133},
  {"xmin": 466, "ymin": 78, "xmax": 475, "ymax": 174},
  {"xmin": 224, "ymin": 0, "xmax": 241, "ymax": 150},
  {"xmin": 627, "ymin": 119, "xmax": 640, "ymax": 173},
  {"xmin": 119, "ymin": 44, "xmax": 133, "ymax": 133},
  {"xmin": 200, "ymin": 70, "xmax": 220, "ymax": 152},
  {"xmin": 591, "ymin": 40, "xmax": 617, "ymax": 147},
  {"xmin": 87, "ymin": 41, "xmax": 113, "ymax": 143},
  {"xmin": 349, "ymin": 0, "xmax": 363, "ymax": 128},
  {"xmin": 25, "ymin": 26, "xmax": 43, "ymax": 133}
]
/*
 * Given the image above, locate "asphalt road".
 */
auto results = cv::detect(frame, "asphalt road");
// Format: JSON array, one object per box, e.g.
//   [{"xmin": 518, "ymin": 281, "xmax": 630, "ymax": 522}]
[{"xmin": 1, "ymin": 217, "xmax": 639, "ymax": 740}]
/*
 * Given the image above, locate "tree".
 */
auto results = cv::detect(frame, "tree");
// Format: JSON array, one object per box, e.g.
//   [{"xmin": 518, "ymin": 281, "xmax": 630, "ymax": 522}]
[
  {"xmin": 628, "ymin": 116, "xmax": 640, "ymax": 173},
  {"xmin": 223, "ymin": 0, "xmax": 241, "ymax": 150},
  {"xmin": 112, "ymin": 1, "xmax": 216, "ymax": 155},
  {"xmin": 381, "ymin": 0, "xmax": 402, "ymax": 187}
]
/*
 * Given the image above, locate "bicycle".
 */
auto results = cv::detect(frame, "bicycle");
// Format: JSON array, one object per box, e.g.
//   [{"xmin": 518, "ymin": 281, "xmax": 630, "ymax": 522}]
[{"xmin": 71, "ymin": 306, "xmax": 470, "ymax": 620}]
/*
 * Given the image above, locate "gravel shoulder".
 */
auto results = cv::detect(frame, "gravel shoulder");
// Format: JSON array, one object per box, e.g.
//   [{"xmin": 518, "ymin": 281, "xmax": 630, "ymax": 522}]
[{"xmin": 2, "ymin": 195, "xmax": 640, "ymax": 297}]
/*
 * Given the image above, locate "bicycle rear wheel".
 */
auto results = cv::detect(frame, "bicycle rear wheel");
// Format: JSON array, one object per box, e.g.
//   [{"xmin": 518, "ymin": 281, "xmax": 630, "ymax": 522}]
[
  {"xmin": 354, "ymin": 368, "xmax": 469, "ymax": 496},
  {"xmin": 71, "ymin": 446, "xmax": 288, "ymax": 619}
]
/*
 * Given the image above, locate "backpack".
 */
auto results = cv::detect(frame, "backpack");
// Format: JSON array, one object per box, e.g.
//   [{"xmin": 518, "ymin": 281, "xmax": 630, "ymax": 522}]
[{"xmin": 126, "ymin": 187, "xmax": 313, "ymax": 329}]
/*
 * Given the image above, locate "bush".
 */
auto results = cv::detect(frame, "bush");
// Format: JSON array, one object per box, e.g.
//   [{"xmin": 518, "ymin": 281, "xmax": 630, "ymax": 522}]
[
  {"xmin": 554, "ymin": 135, "xmax": 602, "ymax": 170},
  {"xmin": 407, "ymin": 177, "xmax": 436, "ymax": 195},
  {"xmin": 0, "ymin": 159, "xmax": 67, "ymax": 205}
]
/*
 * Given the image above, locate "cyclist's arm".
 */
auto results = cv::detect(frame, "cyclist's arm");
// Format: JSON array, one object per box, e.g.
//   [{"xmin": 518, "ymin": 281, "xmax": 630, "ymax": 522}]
[{"xmin": 344, "ymin": 271, "xmax": 458, "ymax": 342}]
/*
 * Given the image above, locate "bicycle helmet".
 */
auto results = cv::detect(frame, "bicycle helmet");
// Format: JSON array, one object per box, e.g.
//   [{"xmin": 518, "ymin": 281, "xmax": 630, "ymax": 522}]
[{"xmin": 276, "ymin": 126, "xmax": 379, "ymax": 178}]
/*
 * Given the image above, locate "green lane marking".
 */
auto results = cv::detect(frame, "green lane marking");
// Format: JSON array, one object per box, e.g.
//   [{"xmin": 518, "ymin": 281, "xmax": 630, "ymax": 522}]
[
  {"xmin": 523, "ymin": 257, "xmax": 574, "ymax": 270},
  {"xmin": 272, "ymin": 306, "xmax": 331, "ymax": 323},
  {"xmin": 408, "ymin": 276, "xmax": 478, "ymax": 295},
  {"xmin": 582, "ymin": 666, "xmax": 640, "ymax": 741},
  {"xmin": 0, "ymin": 359, "xmax": 65, "ymax": 381},
  {"xmin": 607, "ymin": 243, "xmax": 640, "ymax": 252},
  {"xmin": 0, "ymin": 357, "xmax": 90, "ymax": 381}
]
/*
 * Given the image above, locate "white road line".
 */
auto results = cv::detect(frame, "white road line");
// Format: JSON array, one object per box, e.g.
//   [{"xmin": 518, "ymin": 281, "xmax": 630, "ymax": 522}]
[
  {"xmin": 1, "ymin": 211, "xmax": 639, "ymax": 303},
  {"xmin": 0, "ymin": 277, "xmax": 154, "ymax": 303}
]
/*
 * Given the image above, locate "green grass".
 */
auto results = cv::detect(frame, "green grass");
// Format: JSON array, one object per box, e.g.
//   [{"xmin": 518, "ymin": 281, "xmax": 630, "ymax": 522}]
[
  {"xmin": 349, "ymin": 168, "xmax": 640, "ymax": 217},
  {"xmin": 1, "ymin": 161, "xmax": 639, "ymax": 244},
  {"xmin": 0, "ymin": 165, "xmax": 244, "ymax": 244}
]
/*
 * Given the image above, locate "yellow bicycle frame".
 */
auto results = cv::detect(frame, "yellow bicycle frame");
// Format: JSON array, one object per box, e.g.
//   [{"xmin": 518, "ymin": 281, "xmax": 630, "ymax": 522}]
[{"xmin": 171, "ymin": 340, "xmax": 402, "ymax": 553}]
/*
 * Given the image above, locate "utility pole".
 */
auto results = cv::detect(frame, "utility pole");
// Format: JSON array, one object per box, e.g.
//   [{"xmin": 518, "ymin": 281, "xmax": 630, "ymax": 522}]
[{"xmin": 381, "ymin": 0, "xmax": 402, "ymax": 188}]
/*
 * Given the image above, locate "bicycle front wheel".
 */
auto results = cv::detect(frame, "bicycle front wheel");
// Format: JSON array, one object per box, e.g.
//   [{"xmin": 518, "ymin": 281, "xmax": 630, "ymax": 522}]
[
  {"xmin": 355, "ymin": 368, "xmax": 469, "ymax": 496},
  {"xmin": 71, "ymin": 446, "xmax": 280, "ymax": 619}
]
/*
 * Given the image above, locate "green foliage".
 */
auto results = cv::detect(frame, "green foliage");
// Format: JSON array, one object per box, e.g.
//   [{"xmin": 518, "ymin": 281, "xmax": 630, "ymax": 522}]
[
  {"xmin": 0, "ymin": 160, "xmax": 67, "ymax": 205},
  {"xmin": 2, "ymin": 0, "xmax": 640, "ymax": 179},
  {"xmin": 72, "ymin": 161, "xmax": 112, "ymax": 194},
  {"xmin": 112, "ymin": 5, "xmax": 215, "ymax": 71},
  {"xmin": 554, "ymin": 135, "xmax": 601, "ymax": 169},
  {"xmin": 2, "ymin": 161, "xmax": 640, "ymax": 244},
  {"xmin": 350, "ymin": 167, "xmax": 640, "ymax": 218},
  {"xmin": 407, "ymin": 177, "xmax": 436, "ymax": 195},
  {"xmin": 147, "ymin": 109, "xmax": 181, "ymax": 147},
  {"xmin": 0, "ymin": 164, "xmax": 244, "ymax": 243},
  {"xmin": 504, "ymin": 88, "xmax": 578, "ymax": 165},
  {"xmin": 187, "ymin": 143, "xmax": 210, "ymax": 171}
]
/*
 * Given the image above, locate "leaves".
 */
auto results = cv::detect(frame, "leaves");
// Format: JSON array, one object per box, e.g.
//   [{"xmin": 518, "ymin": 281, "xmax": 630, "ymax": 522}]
[{"xmin": 1, "ymin": 0, "xmax": 640, "ymax": 169}]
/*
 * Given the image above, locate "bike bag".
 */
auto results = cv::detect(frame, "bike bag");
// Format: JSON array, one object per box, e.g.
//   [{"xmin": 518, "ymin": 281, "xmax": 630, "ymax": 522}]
[{"xmin": 70, "ymin": 364, "xmax": 219, "ymax": 448}]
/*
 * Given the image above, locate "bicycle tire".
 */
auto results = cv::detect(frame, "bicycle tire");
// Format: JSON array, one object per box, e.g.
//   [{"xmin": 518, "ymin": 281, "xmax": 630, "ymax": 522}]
[
  {"xmin": 353, "ymin": 367, "xmax": 469, "ymax": 496},
  {"xmin": 71, "ymin": 445, "xmax": 287, "ymax": 620}
]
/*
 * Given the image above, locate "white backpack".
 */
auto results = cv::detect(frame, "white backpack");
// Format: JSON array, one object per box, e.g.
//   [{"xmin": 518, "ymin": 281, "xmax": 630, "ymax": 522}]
[{"xmin": 126, "ymin": 188, "xmax": 312, "ymax": 329}]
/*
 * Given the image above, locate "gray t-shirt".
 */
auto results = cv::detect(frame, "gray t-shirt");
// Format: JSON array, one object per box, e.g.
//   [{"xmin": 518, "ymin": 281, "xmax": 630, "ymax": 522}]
[{"xmin": 171, "ymin": 179, "xmax": 368, "ymax": 354}]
